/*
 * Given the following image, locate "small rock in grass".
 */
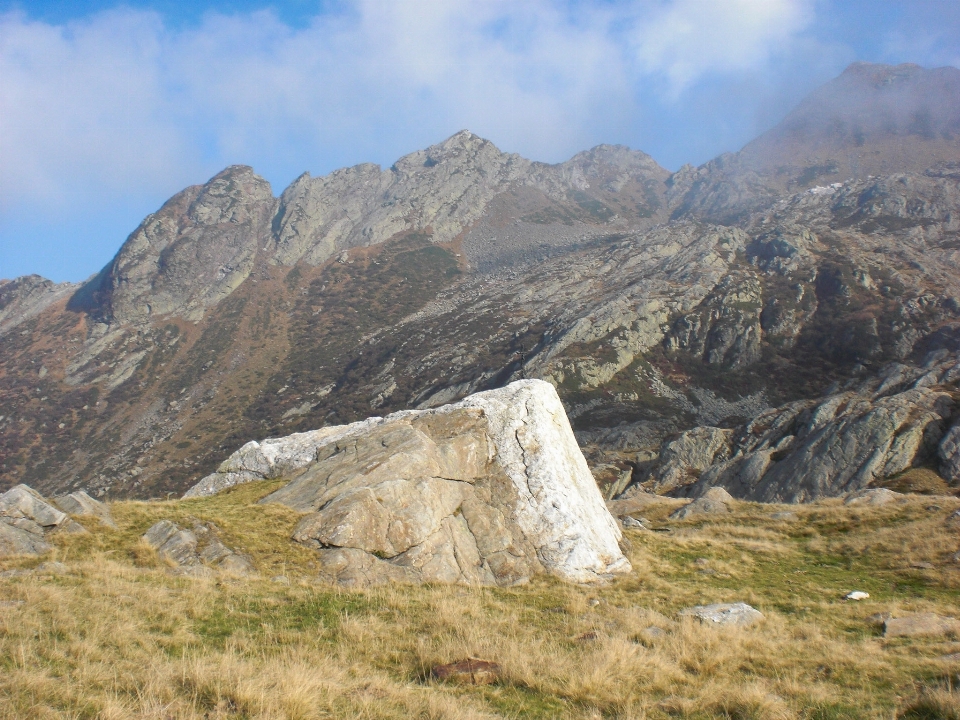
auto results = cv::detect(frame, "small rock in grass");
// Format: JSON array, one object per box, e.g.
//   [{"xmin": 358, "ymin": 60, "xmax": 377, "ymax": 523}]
[
  {"xmin": 431, "ymin": 658, "xmax": 501, "ymax": 685},
  {"xmin": 940, "ymin": 653, "xmax": 960, "ymax": 662},
  {"xmin": 844, "ymin": 488, "xmax": 904, "ymax": 506},
  {"xmin": 271, "ymin": 575, "xmax": 291, "ymax": 584},
  {"xmin": 639, "ymin": 626, "xmax": 666, "ymax": 641},
  {"xmin": 866, "ymin": 612, "xmax": 891, "ymax": 627},
  {"xmin": 0, "ymin": 600, "xmax": 24, "ymax": 608},
  {"xmin": 35, "ymin": 561, "xmax": 68, "ymax": 574},
  {"xmin": 680, "ymin": 602, "xmax": 763, "ymax": 627},
  {"xmin": 845, "ymin": 591, "xmax": 870, "ymax": 601},
  {"xmin": 621, "ymin": 516, "xmax": 645, "ymax": 529},
  {"xmin": 143, "ymin": 519, "xmax": 256, "ymax": 575},
  {"xmin": 771, "ymin": 511, "xmax": 798, "ymax": 521},
  {"xmin": 670, "ymin": 487, "xmax": 734, "ymax": 520},
  {"xmin": 884, "ymin": 613, "xmax": 960, "ymax": 638},
  {"xmin": 588, "ymin": 598, "xmax": 601, "ymax": 607},
  {"xmin": 910, "ymin": 561, "xmax": 935, "ymax": 570}
]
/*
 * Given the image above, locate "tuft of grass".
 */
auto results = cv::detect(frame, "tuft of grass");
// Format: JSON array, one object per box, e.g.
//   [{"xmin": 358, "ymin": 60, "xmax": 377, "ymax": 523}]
[{"xmin": 1, "ymin": 486, "xmax": 959, "ymax": 718}]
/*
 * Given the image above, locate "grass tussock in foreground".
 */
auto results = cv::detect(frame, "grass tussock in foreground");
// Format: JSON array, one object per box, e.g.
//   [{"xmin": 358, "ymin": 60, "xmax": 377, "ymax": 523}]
[{"xmin": 1, "ymin": 481, "xmax": 960, "ymax": 719}]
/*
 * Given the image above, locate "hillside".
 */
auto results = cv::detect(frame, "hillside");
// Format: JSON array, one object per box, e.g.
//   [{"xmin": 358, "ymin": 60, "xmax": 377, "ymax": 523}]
[
  {"xmin": 2, "ymin": 481, "xmax": 960, "ymax": 718},
  {"xmin": 1, "ymin": 62, "xmax": 959, "ymax": 503}
]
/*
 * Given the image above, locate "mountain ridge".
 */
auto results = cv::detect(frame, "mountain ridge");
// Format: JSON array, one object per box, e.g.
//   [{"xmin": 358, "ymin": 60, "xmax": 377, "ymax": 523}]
[{"xmin": 1, "ymin": 62, "xmax": 959, "ymax": 503}]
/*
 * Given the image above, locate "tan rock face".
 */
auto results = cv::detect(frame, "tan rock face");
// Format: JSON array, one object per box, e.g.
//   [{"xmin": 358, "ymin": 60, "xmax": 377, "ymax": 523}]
[{"xmin": 191, "ymin": 380, "xmax": 630, "ymax": 586}]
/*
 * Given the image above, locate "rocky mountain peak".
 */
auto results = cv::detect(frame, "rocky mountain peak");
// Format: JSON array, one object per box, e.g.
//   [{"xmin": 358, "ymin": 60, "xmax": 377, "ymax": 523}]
[
  {"xmin": 81, "ymin": 165, "xmax": 277, "ymax": 324},
  {"xmin": 186, "ymin": 165, "xmax": 274, "ymax": 226}
]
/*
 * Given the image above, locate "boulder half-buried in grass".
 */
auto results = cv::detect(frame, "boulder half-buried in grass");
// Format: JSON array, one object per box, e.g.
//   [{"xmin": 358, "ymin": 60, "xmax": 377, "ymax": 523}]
[
  {"xmin": 680, "ymin": 602, "xmax": 764, "ymax": 627},
  {"xmin": 52, "ymin": 491, "xmax": 116, "ymax": 528},
  {"xmin": 186, "ymin": 379, "xmax": 631, "ymax": 586},
  {"xmin": 670, "ymin": 487, "xmax": 735, "ymax": 519},
  {"xmin": 142, "ymin": 519, "xmax": 256, "ymax": 576}
]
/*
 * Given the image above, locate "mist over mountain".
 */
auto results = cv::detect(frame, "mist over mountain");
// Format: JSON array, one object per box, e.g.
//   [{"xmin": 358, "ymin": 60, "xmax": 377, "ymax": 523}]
[{"xmin": 2, "ymin": 62, "xmax": 960, "ymax": 504}]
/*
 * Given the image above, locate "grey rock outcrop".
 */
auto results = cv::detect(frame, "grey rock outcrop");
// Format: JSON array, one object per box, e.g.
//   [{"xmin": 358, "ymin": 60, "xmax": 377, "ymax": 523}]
[
  {"xmin": 663, "ymin": 273, "xmax": 764, "ymax": 368},
  {"xmin": 53, "ymin": 491, "xmax": 116, "ymax": 528},
  {"xmin": 680, "ymin": 602, "xmax": 764, "ymax": 627},
  {"xmin": 844, "ymin": 488, "xmax": 906, "ymax": 506},
  {"xmin": 184, "ymin": 424, "xmax": 378, "ymax": 498},
  {"xmin": 653, "ymin": 427, "xmax": 733, "ymax": 493},
  {"xmin": 0, "ymin": 521, "xmax": 50, "ymax": 557},
  {"xmin": 651, "ymin": 357, "xmax": 959, "ymax": 503},
  {"xmin": 0, "ymin": 485, "xmax": 87, "ymax": 557},
  {"xmin": 191, "ymin": 380, "xmax": 630, "ymax": 586},
  {"xmin": 670, "ymin": 487, "xmax": 735, "ymax": 519},
  {"xmin": 142, "ymin": 519, "xmax": 256, "ymax": 575},
  {"xmin": 939, "ymin": 424, "xmax": 960, "ymax": 483},
  {"xmin": 884, "ymin": 613, "xmax": 960, "ymax": 638},
  {"xmin": 0, "ymin": 275, "xmax": 77, "ymax": 337}
]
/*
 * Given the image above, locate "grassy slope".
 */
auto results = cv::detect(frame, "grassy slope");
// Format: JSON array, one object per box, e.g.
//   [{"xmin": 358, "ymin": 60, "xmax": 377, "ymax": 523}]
[{"xmin": 1, "ymin": 483, "xmax": 960, "ymax": 719}]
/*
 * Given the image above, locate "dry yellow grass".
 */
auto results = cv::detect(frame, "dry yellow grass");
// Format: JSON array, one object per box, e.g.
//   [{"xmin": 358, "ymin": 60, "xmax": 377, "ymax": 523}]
[{"xmin": 1, "ymin": 481, "xmax": 959, "ymax": 719}]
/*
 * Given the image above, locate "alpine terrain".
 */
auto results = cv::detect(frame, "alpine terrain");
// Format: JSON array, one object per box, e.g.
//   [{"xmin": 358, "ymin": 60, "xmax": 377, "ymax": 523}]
[{"xmin": 2, "ymin": 61, "xmax": 960, "ymax": 505}]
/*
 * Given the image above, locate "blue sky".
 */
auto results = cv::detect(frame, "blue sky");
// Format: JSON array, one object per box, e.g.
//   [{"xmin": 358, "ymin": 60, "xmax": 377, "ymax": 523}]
[{"xmin": 2, "ymin": 0, "xmax": 959, "ymax": 283}]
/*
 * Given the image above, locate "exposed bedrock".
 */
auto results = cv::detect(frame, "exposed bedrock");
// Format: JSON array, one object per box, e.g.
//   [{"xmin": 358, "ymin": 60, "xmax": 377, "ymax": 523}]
[
  {"xmin": 643, "ymin": 357, "xmax": 960, "ymax": 503},
  {"xmin": 186, "ymin": 380, "xmax": 630, "ymax": 586},
  {"xmin": 0, "ymin": 485, "xmax": 89, "ymax": 557}
]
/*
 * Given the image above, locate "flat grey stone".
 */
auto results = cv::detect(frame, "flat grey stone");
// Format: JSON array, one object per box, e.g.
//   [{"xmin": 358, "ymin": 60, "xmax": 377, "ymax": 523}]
[
  {"xmin": 844, "ymin": 488, "xmax": 905, "ymax": 506},
  {"xmin": 680, "ymin": 602, "xmax": 764, "ymax": 627}
]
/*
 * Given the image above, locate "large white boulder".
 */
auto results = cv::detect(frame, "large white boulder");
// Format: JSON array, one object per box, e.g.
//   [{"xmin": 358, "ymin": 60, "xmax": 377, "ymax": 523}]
[{"xmin": 186, "ymin": 380, "xmax": 630, "ymax": 586}]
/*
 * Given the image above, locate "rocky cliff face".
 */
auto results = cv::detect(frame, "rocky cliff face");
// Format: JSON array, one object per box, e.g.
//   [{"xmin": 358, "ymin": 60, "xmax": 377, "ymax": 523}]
[
  {"xmin": 1, "ymin": 63, "xmax": 958, "ymax": 503},
  {"xmin": 0, "ymin": 276, "xmax": 77, "ymax": 337},
  {"xmin": 647, "ymin": 355, "xmax": 960, "ymax": 502}
]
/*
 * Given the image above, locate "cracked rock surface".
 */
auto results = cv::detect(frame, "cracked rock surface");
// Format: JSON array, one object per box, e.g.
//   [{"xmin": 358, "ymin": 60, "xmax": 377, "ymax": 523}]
[
  {"xmin": 189, "ymin": 380, "xmax": 630, "ymax": 586},
  {"xmin": 0, "ymin": 484, "xmax": 88, "ymax": 557},
  {"xmin": 142, "ymin": 519, "xmax": 256, "ymax": 576},
  {"xmin": 647, "ymin": 355, "xmax": 960, "ymax": 503}
]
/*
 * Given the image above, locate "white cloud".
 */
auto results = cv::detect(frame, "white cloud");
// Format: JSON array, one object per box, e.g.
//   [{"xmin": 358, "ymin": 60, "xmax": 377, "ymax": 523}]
[
  {"xmin": 630, "ymin": 0, "xmax": 814, "ymax": 91},
  {"xmin": 0, "ymin": 0, "xmax": 816, "ymax": 218}
]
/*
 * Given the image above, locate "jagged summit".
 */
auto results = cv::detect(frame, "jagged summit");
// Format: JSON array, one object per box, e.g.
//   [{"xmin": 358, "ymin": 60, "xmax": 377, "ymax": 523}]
[{"xmin": 70, "ymin": 130, "xmax": 669, "ymax": 325}]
